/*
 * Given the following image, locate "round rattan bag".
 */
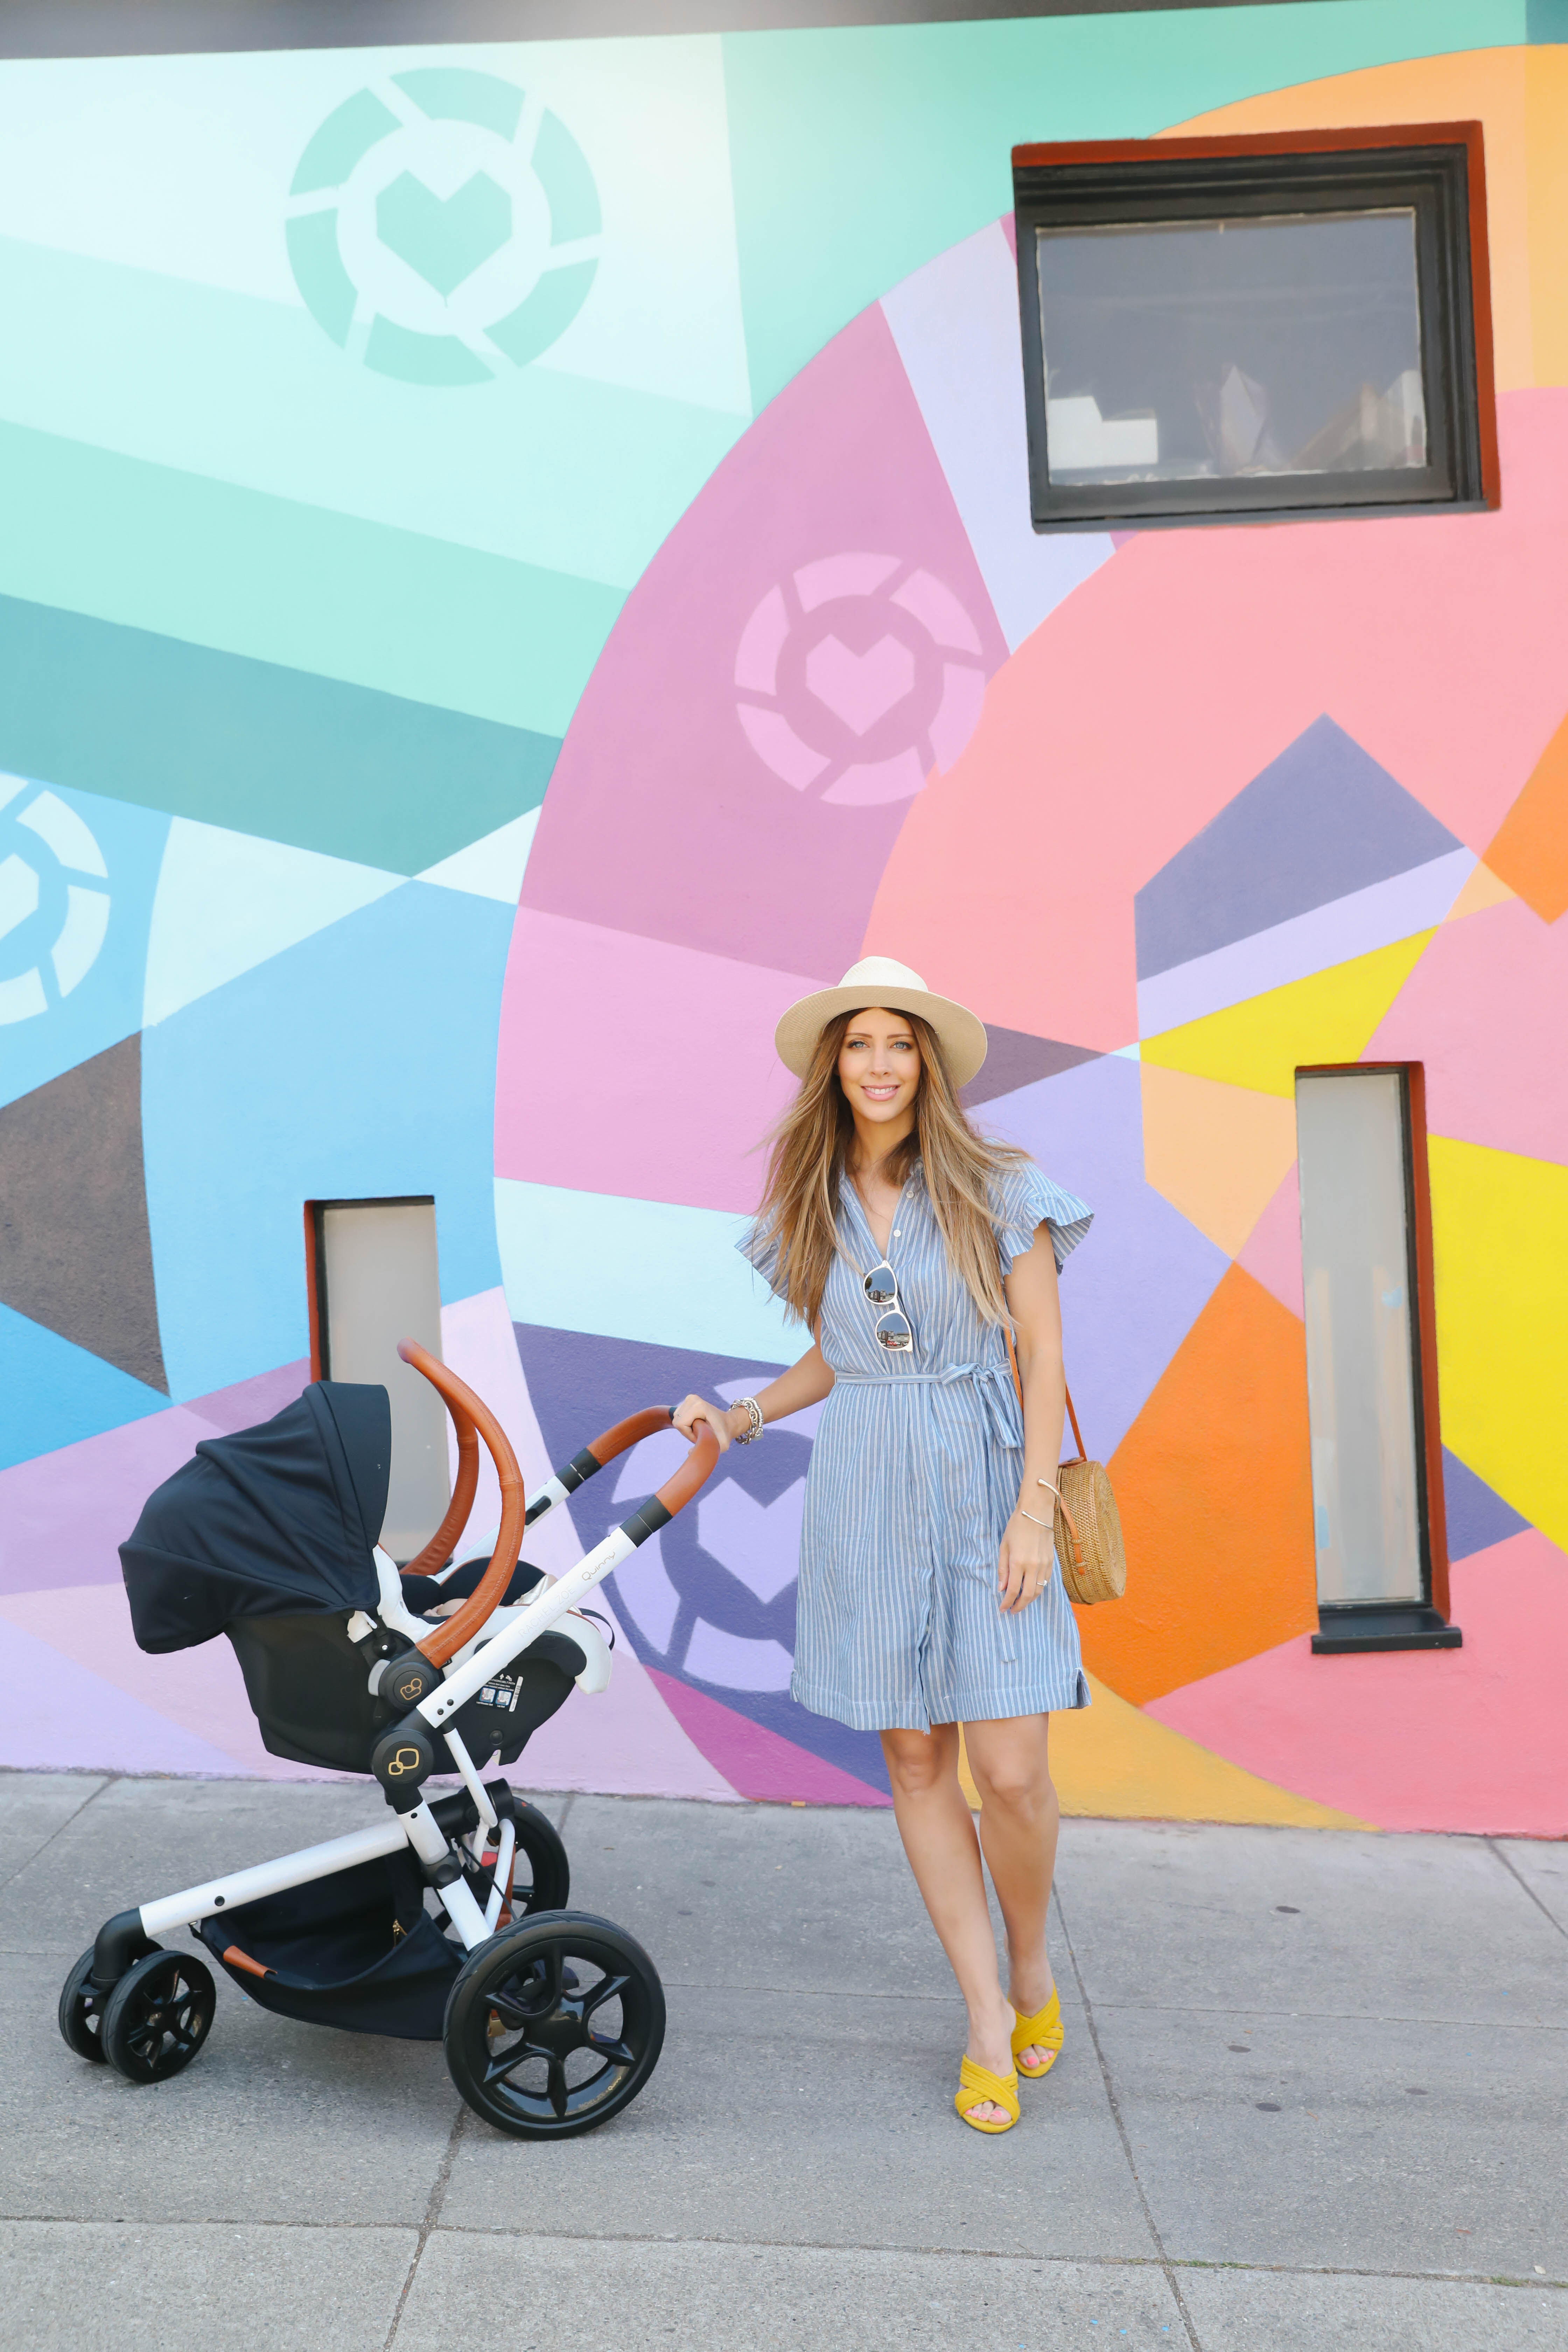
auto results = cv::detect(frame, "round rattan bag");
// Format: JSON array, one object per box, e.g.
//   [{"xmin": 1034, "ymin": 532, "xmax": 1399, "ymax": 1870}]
[
  {"xmin": 1004, "ymin": 1331, "xmax": 1127, "ymax": 1604},
  {"xmin": 1052, "ymin": 1455, "xmax": 1127, "ymax": 1606}
]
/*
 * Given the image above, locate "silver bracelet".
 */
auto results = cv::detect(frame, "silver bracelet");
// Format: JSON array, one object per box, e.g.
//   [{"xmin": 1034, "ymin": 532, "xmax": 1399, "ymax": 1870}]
[
  {"xmin": 1018, "ymin": 1507, "xmax": 1052, "ymax": 1530},
  {"xmin": 733, "ymin": 1396, "xmax": 764, "ymax": 1444}
]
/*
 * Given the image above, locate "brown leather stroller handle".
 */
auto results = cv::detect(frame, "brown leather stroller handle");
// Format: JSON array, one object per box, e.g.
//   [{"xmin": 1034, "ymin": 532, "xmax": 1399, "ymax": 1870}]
[
  {"xmin": 394, "ymin": 1338, "xmax": 525, "ymax": 1670},
  {"xmin": 523, "ymin": 1404, "xmax": 678, "ymax": 1525},
  {"xmin": 401, "ymin": 1403, "xmax": 479, "ymax": 1582},
  {"xmin": 588, "ymin": 1406, "xmax": 677, "ymax": 1464},
  {"xmin": 617, "ymin": 1419, "xmax": 722, "ymax": 1546},
  {"xmin": 652, "ymin": 1421, "xmax": 720, "ymax": 1520}
]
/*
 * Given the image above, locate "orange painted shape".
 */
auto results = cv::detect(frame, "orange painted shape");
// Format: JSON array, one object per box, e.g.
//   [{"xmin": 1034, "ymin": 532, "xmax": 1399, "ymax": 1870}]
[
  {"xmin": 1484, "ymin": 704, "xmax": 1568, "ymax": 923},
  {"xmin": 1140, "ymin": 1063, "xmax": 1300, "ymax": 1256},
  {"xmin": 1079, "ymin": 1263, "xmax": 1316, "ymax": 1706},
  {"xmin": 1168, "ymin": 51, "xmax": 1532, "ymax": 390},
  {"xmin": 1525, "ymin": 47, "xmax": 1568, "ymax": 391},
  {"xmin": 1442, "ymin": 860, "xmax": 1516, "ymax": 924}
]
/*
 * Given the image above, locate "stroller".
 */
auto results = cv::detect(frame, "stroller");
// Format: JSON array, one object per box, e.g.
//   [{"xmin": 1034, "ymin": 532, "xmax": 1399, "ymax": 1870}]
[{"xmin": 57, "ymin": 1339, "xmax": 719, "ymax": 2139}]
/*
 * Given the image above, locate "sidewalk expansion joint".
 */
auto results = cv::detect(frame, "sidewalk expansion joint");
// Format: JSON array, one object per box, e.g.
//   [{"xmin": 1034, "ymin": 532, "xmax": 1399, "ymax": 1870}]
[
  {"xmin": 0, "ymin": 1774, "xmax": 121, "ymax": 1899},
  {"xmin": 1053, "ymin": 1885, "xmax": 1206, "ymax": 2352},
  {"xmin": 3, "ymin": 2213, "xmax": 1562, "ymax": 2290},
  {"xmin": 1486, "ymin": 1839, "xmax": 1568, "ymax": 1941},
  {"xmin": 380, "ymin": 2104, "xmax": 467, "ymax": 2349}
]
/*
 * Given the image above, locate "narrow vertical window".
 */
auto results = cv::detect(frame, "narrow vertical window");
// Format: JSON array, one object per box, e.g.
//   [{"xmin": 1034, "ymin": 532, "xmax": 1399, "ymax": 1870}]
[
  {"xmin": 1295, "ymin": 1066, "xmax": 1460, "ymax": 1653},
  {"xmin": 305, "ymin": 1196, "xmax": 448, "ymax": 1562}
]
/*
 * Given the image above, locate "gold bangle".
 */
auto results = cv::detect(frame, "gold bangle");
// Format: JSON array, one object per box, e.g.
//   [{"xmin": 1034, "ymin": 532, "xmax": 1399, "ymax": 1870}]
[{"xmin": 1018, "ymin": 1507, "xmax": 1052, "ymax": 1530}]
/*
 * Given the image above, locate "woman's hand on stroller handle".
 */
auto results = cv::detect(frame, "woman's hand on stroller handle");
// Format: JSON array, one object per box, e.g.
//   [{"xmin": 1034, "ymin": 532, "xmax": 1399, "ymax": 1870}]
[{"xmin": 672, "ymin": 1395, "xmax": 740, "ymax": 1452}]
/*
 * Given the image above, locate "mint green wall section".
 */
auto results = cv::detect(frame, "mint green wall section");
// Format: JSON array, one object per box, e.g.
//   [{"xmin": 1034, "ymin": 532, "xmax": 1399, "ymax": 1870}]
[
  {"xmin": 0, "ymin": 421, "xmax": 621, "ymax": 741},
  {"xmin": 0, "ymin": 594, "xmax": 556, "ymax": 873},
  {"xmin": 723, "ymin": 0, "xmax": 1528, "ymax": 407},
  {"xmin": 0, "ymin": 236, "xmax": 744, "ymax": 594},
  {"xmin": 0, "ymin": 35, "xmax": 750, "ymax": 698}
]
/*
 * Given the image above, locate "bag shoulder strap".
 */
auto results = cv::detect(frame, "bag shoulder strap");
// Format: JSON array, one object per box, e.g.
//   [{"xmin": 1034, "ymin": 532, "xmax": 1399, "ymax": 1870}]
[{"xmin": 1003, "ymin": 1323, "xmax": 1087, "ymax": 1464}]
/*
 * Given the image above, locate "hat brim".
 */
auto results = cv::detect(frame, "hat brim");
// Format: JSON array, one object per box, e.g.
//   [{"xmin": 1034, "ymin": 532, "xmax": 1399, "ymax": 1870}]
[{"xmin": 775, "ymin": 985, "xmax": 988, "ymax": 1088}]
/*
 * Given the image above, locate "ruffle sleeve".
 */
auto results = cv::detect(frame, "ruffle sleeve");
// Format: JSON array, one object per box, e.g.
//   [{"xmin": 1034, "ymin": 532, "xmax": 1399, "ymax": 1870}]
[
  {"xmin": 736, "ymin": 1216, "xmax": 788, "ymax": 1302},
  {"xmin": 991, "ymin": 1160, "xmax": 1093, "ymax": 1275}
]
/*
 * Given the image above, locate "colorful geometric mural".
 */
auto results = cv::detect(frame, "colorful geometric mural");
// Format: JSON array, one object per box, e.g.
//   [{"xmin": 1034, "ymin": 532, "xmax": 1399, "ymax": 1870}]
[{"xmin": 1, "ymin": 20, "xmax": 1565, "ymax": 1834}]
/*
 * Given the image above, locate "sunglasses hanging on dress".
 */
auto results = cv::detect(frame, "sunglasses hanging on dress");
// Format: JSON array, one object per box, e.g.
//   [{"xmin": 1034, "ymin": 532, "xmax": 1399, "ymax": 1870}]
[{"xmin": 863, "ymin": 1262, "xmax": 912, "ymax": 1353}]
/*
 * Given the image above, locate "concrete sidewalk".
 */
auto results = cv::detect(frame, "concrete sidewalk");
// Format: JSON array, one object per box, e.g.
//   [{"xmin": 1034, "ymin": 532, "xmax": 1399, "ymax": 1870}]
[{"xmin": 2, "ymin": 1773, "xmax": 1565, "ymax": 2352}]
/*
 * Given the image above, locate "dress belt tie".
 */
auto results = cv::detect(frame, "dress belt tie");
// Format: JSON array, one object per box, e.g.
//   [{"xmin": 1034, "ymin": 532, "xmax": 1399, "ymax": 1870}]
[{"xmin": 832, "ymin": 1362, "xmax": 1022, "ymax": 1450}]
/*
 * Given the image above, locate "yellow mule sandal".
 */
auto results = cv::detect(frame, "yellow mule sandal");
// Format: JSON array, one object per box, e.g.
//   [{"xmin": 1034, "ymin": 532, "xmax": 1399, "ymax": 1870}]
[
  {"xmin": 954, "ymin": 2056, "xmax": 1020, "ymax": 2133},
  {"xmin": 1011, "ymin": 1988, "xmax": 1063, "ymax": 2079}
]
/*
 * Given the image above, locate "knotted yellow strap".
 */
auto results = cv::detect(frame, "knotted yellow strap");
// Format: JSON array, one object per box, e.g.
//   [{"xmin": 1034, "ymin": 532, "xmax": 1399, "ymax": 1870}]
[
  {"xmin": 1011, "ymin": 1988, "xmax": 1064, "ymax": 2078},
  {"xmin": 955, "ymin": 2055, "xmax": 1020, "ymax": 2133}
]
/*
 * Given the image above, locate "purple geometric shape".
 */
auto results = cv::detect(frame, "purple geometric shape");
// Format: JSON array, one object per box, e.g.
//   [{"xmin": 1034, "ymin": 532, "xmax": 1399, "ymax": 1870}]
[
  {"xmin": 1442, "ymin": 1447, "xmax": 1530, "ymax": 1562},
  {"xmin": 514, "ymin": 1319, "xmax": 891, "ymax": 1797},
  {"xmin": 960, "ymin": 1026, "xmax": 1100, "ymax": 1111},
  {"xmin": 521, "ymin": 303, "xmax": 1008, "ymax": 980},
  {"xmin": 978, "ymin": 1054, "xmax": 1230, "ymax": 1459},
  {"xmin": 0, "ymin": 1356, "xmax": 309, "ymax": 1599},
  {"xmin": 0, "ymin": 1615, "xmax": 242, "ymax": 1774},
  {"xmin": 1134, "ymin": 715, "xmax": 1461, "ymax": 980}
]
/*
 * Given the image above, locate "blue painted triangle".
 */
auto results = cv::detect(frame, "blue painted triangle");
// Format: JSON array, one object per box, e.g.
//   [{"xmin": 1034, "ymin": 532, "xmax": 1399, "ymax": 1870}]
[
  {"xmin": 1135, "ymin": 715, "xmax": 1461, "ymax": 980},
  {"xmin": 1441, "ymin": 1447, "xmax": 1530, "ymax": 1562}
]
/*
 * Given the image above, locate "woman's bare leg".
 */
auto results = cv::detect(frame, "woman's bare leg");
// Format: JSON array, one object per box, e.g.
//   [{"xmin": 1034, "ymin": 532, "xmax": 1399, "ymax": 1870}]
[
  {"xmin": 964, "ymin": 1713, "xmax": 1060, "ymax": 2068},
  {"xmin": 880, "ymin": 1724, "xmax": 1016, "ymax": 2123}
]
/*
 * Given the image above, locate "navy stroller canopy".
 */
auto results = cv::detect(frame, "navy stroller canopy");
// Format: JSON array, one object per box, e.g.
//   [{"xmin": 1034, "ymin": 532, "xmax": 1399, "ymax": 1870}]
[{"xmin": 122, "ymin": 1383, "xmax": 390, "ymax": 1655}]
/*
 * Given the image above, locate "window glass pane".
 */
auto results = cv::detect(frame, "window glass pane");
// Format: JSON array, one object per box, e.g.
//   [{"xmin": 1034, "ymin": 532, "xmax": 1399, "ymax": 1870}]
[
  {"xmin": 1296, "ymin": 1072, "xmax": 1423, "ymax": 1606},
  {"xmin": 320, "ymin": 1200, "xmax": 448, "ymax": 1560},
  {"xmin": 1036, "ymin": 211, "xmax": 1425, "ymax": 485}
]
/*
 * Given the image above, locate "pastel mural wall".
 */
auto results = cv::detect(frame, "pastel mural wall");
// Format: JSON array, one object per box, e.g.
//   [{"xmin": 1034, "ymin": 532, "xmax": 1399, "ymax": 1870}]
[{"xmin": 1, "ymin": 6, "xmax": 1564, "ymax": 1836}]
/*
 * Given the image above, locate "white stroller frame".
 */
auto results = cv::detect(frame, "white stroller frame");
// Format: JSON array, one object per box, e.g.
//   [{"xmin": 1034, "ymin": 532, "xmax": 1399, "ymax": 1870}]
[{"xmin": 65, "ymin": 1338, "xmax": 720, "ymax": 2136}]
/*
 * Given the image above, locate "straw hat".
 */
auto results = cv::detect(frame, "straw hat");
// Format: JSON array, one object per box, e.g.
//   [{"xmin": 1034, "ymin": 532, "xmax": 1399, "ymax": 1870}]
[{"xmin": 774, "ymin": 957, "xmax": 988, "ymax": 1087}]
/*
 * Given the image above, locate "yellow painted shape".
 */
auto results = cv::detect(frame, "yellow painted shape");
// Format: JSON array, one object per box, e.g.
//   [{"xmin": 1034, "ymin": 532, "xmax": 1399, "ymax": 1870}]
[
  {"xmin": 957, "ymin": 1687, "xmax": 1370, "ymax": 1828},
  {"xmin": 1169, "ymin": 50, "xmax": 1535, "ymax": 388},
  {"xmin": 1443, "ymin": 861, "xmax": 1516, "ymax": 924},
  {"xmin": 1140, "ymin": 1062, "xmax": 1298, "ymax": 1255},
  {"xmin": 1428, "ymin": 1138, "xmax": 1568, "ymax": 1549},
  {"xmin": 1140, "ymin": 932, "xmax": 1434, "ymax": 1099},
  {"xmin": 1526, "ymin": 47, "xmax": 1568, "ymax": 389}
]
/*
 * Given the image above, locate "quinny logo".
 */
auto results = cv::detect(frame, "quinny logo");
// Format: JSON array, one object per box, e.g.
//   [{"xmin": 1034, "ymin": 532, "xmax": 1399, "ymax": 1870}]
[
  {"xmin": 286, "ymin": 68, "xmax": 600, "ymax": 387},
  {"xmin": 0, "ymin": 780, "xmax": 110, "ymax": 1025}
]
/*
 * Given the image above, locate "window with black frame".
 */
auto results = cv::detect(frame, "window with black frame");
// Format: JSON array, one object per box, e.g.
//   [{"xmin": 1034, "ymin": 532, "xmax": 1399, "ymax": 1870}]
[{"xmin": 1011, "ymin": 125, "xmax": 1497, "ymax": 532}]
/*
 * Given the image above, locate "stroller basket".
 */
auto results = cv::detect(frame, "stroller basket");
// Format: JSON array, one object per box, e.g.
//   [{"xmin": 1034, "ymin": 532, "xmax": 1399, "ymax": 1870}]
[
  {"xmin": 61, "ymin": 1338, "xmax": 720, "ymax": 2140},
  {"xmin": 199, "ymin": 1850, "xmax": 460, "ymax": 2042}
]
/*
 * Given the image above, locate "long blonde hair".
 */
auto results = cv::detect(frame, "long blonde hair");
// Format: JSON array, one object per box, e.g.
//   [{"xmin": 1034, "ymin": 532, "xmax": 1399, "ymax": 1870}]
[{"xmin": 752, "ymin": 1008, "xmax": 1026, "ymax": 1330}]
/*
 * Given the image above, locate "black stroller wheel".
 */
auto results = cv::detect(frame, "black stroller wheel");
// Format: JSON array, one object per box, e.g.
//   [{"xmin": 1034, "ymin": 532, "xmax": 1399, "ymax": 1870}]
[
  {"xmin": 507, "ymin": 1801, "xmax": 570, "ymax": 1917},
  {"xmin": 444, "ymin": 1911, "xmax": 664, "ymax": 2140},
  {"xmin": 58, "ymin": 1948, "xmax": 111, "ymax": 2062},
  {"xmin": 102, "ymin": 1949, "xmax": 216, "ymax": 2084}
]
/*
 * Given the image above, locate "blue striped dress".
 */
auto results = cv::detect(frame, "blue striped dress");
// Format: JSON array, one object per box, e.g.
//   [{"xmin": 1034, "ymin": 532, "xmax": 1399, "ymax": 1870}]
[{"xmin": 738, "ymin": 1158, "xmax": 1094, "ymax": 1732}]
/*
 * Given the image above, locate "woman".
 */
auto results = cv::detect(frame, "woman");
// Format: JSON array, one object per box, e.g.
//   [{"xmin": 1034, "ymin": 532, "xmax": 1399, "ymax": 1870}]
[{"xmin": 674, "ymin": 957, "xmax": 1092, "ymax": 2134}]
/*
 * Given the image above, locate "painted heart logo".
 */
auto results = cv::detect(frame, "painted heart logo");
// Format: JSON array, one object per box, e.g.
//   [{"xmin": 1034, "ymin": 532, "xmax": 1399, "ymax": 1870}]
[
  {"xmin": 804, "ymin": 634, "xmax": 916, "ymax": 736},
  {"xmin": 734, "ymin": 552, "xmax": 987, "ymax": 806},
  {"xmin": 285, "ymin": 71, "xmax": 602, "ymax": 387},
  {"xmin": 376, "ymin": 170, "xmax": 512, "ymax": 297}
]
